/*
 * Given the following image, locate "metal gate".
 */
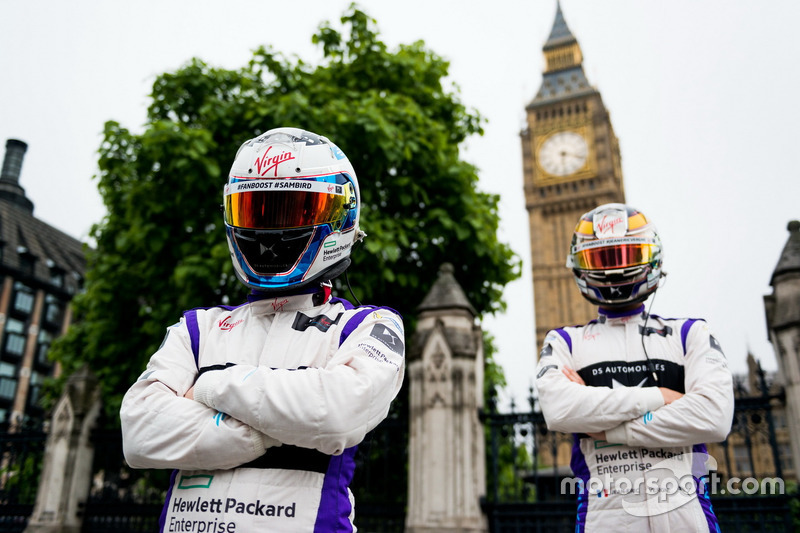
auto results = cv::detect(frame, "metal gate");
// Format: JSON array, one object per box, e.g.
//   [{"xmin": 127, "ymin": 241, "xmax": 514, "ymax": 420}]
[{"xmin": 481, "ymin": 366, "xmax": 799, "ymax": 533}]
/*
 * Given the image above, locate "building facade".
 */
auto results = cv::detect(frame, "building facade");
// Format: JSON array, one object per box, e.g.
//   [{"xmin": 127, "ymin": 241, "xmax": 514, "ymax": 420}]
[
  {"xmin": 706, "ymin": 353, "xmax": 795, "ymax": 483},
  {"xmin": 0, "ymin": 139, "xmax": 86, "ymax": 428},
  {"xmin": 521, "ymin": 3, "xmax": 625, "ymax": 350}
]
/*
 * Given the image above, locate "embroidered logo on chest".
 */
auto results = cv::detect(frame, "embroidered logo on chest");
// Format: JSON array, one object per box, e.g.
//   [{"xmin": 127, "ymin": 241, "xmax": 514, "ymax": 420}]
[
  {"xmin": 639, "ymin": 325, "xmax": 673, "ymax": 337},
  {"xmin": 292, "ymin": 312, "xmax": 343, "ymax": 333},
  {"xmin": 272, "ymin": 298, "xmax": 289, "ymax": 312}
]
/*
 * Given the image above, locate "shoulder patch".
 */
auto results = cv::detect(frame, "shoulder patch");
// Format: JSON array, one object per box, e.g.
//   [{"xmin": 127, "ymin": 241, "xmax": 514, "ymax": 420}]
[
  {"xmin": 539, "ymin": 343, "xmax": 553, "ymax": 358},
  {"xmin": 709, "ymin": 335, "xmax": 725, "ymax": 355},
  {"xmin": 370, "ymin": 324, "xmax": 404, "ymax": 355}
]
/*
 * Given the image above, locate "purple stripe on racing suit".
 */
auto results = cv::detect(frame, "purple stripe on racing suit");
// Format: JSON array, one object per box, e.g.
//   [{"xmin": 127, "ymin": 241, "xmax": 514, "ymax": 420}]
[
  {"xmin": 571, "ymin": 434, "xmax": 591, "ymax": 532},
  {"xmin": 693, "ymin": 443, "xmax": 721, "ymax": 533},
  {"xmin": 314, "ymin": 446, "xmax": 358, "ymax": 532},
  {"xmin": 680, "ymin": 319, "xmax": 699, "ymax": 356}
]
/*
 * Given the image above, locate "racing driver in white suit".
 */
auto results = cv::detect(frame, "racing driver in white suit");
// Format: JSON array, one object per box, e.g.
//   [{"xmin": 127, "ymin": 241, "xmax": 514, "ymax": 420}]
[
  {"xmin": 120, "ymin": 128, "xmax": 405, "ymax": 532},
  {"xmin": 535, "ymin": 203, "xmax": 733, "ymax": 532}
]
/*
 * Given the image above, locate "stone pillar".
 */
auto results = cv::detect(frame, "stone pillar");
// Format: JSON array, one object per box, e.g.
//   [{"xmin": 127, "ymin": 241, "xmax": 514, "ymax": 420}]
[
  {"xmin": 764, "ymin": 220, "xmax": 800, "ymax": 481},
  {"xmin": 25, "ymin": 366, "xmax": 101, "ymax": 533},
  {"xmin": 405, "ymin": 264, "xmax": 488, "ymax": 533}
]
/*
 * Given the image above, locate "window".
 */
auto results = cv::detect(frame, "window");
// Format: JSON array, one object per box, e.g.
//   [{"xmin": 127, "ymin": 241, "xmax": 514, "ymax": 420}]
[
  {"xmin": 12, "ymin": 282, "xmax": 35, "ymax": 315},
  {"xmin": 17, "ymin": 247, "xmax": 36, "ymax": 277},
  {"xmin": 36, "ymin": 329, "xmax": 54, "ymax": 367},
  {"xmin": 3, "ymin": 318, "xmax": 27, "ymax": 357},
  {"xmin": 734, "ymin": 445, "xmax": 752, "ymax": 476},
  {"xmin": 43, "ymin": 294, "xmax": 64, "ymax": 328},
  {"xmin": 779, "ymin": 443, "xmax": 794, "ymax": 472},
  {"xmin": 26, "ymin": 370, "xmax": 43, "ymax": 409},
  {"xmin": 772, "ymin": 409, "xmax": 787, "ymax": 429},
  {"xmin": 50, "ymin": 268, "xmax": 64, "ymax": 288},
  {"xmin": 0, "ymin": 362, "xmax": 17, "ymax": 401}
]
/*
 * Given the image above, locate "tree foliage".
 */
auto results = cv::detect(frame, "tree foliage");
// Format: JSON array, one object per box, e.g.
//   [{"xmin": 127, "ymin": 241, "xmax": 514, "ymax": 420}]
[{"xmin": 48, "ymin": 5, "xmax": 519, "ymax": 417}]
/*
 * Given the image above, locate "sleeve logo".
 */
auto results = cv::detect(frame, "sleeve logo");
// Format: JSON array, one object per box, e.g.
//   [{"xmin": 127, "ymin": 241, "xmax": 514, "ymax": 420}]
[
  {"xmin": 369, "ymin": 324, "xmax": 404, "ymax": 355},
  {"xmin": 709, "ymin": 335, "xmax": 725, "ymax": 355}
]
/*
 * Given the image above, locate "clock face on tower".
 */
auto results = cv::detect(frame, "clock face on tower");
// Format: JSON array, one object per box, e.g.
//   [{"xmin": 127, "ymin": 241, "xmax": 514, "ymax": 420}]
[{"xmin": 537, "ymin": 131, "xmax": 589, "ymax": 177}]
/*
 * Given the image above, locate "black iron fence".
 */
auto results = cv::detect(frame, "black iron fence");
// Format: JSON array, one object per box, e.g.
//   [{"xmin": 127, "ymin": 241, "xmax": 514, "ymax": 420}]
[
  {"xmin": 0, "ymin": 403, "xmax": 407, "ymax": 533},
  {"xmin": 350, "ymin": 410, "xmax": 408, "ymax": 533},
  {"xmin": 481, "ymin": 370, "xmax": 800, "ymax": 533},
  {"xmin": 0, "ymin": 419, "xmax": 47, "ymax": 533},
  {"xmin": 5, "ymin": 367, "xmax": 798, "ymax": 532},
  {"xmin": 80, "ymin": 422, "xmax": 167, "ymax": 532},
  {"xmin": 80, "ymin": 415, "xmax": 407, "ymax": 533}
]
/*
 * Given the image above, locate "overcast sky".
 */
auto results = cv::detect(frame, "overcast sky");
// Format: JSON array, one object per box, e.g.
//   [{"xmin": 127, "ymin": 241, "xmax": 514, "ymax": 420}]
[{"xmin": 1, "ymin": 0, "xmax": 798, "ymax": 407}]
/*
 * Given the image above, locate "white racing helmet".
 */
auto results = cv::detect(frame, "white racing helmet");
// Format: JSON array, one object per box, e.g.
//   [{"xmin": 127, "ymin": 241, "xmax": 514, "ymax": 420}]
[
  {"xmin": 566, "ymin": 203, "xmax": 663, "ymax": 307},
  {"xmin": 223, "ymin": 127, "xmax": 362, "ymax": 292}
]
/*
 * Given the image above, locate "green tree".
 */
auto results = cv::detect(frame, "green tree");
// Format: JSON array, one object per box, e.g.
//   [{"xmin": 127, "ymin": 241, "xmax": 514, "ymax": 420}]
[{"xmin": 49, "ymin": 4, "xmax": 519, "ymax": 418}]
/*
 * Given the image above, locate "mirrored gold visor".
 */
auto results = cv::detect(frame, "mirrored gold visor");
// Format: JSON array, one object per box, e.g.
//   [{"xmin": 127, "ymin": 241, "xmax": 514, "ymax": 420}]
[
  {"xmin": 571, "ymin": 237, "xmax": 658, "ymax": 270},
  {"xmin": 224, "ymin": 178, "xmax": 352, "ymax": 230}
]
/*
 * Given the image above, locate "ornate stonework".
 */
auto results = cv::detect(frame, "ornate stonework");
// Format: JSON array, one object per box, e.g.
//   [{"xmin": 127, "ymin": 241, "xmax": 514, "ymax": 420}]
[
  {"xmin": 406, "ymin": 264, "xmax": 487, "ymax": 532},
  {"xmin": 521, "ymin": 4, "xmax": 626, "ymax": 349},
  {"xmin": 764, "ymin": 221, "xmax": 800, "ymax": 480}
]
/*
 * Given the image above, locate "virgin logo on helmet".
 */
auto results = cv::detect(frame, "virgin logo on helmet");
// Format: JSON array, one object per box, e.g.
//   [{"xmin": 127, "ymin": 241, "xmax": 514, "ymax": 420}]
[
  {"xmin": 255, "ymin": 146, "xmax": 296, "ymax": 177},
  {"xmin": 594, "ymin": 215, "xmax": 625, "ymax": 237}
]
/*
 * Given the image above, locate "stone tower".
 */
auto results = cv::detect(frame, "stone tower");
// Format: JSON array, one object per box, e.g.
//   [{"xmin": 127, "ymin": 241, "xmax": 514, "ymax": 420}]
[
  {"xmin": 405, "ymin": 263, "xmax": 487, "ymax": 533},
  {"xmin": 521, "ymin": 2, "xmax": 625, "ymax": 349},
  {"xmin": 764, "ymin": 220, "xmax": 800, "ymax": 480}
]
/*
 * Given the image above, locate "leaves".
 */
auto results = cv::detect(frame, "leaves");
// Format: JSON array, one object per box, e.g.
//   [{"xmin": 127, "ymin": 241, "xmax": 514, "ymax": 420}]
[{"xmin": 48, "ymin": 3, "xmax": 519, "ymax": 420}]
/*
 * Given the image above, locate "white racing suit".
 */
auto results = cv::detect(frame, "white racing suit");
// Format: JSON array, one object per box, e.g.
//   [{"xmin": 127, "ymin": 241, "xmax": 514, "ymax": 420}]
[
  {"xmin": 535, "ymin": 305, "xmax": 733, "ymax": 532},
  {"xmin": 120, "ymin": 290, "xmax": 405, "ymax": 532}
]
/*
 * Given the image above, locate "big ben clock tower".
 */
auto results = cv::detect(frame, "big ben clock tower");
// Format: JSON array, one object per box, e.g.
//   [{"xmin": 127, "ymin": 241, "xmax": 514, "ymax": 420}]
[{"xmin": 522, "ymin": 2, "xmax": 625, "ymax": 349}]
